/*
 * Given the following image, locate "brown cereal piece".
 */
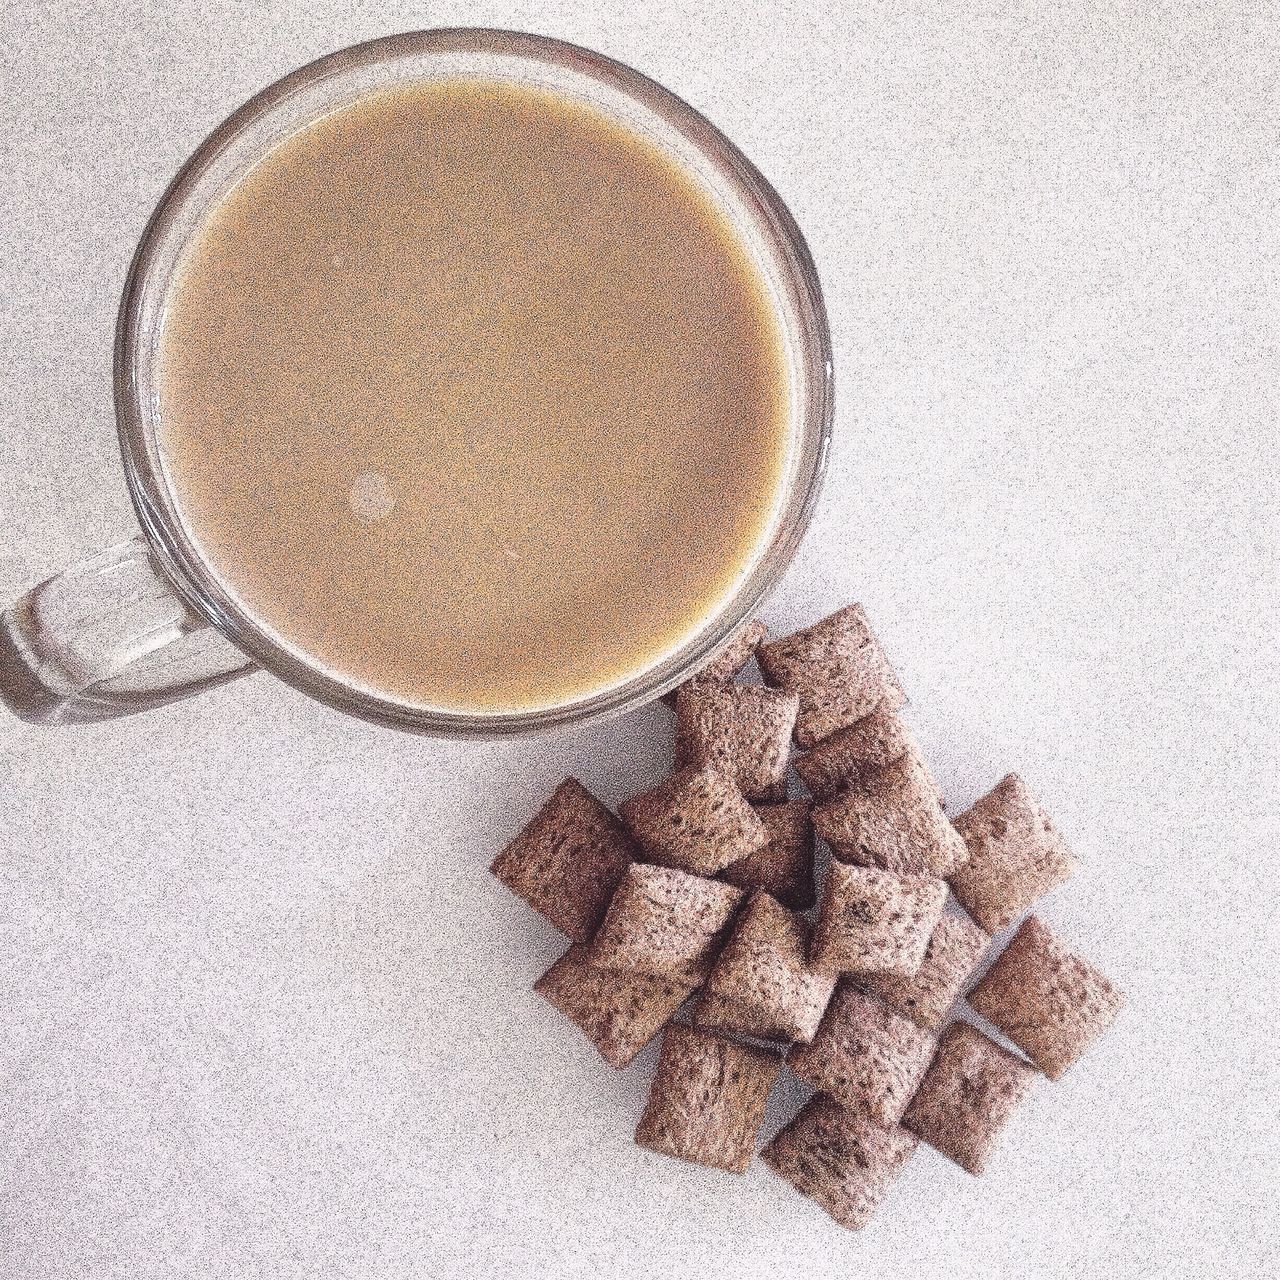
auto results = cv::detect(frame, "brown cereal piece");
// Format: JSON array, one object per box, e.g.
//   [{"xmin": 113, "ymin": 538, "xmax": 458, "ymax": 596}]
[
  {"xmin": 811, "ymin": 863, "xmax": 947, "ymax": 977},
  {"xmin": 534, "ymin": 943, "xmax": 696, "ymax": 1069},
  {"xmin": 635, "ymin": 1025, "xmax": 781, "ymax": 1172},
  {"xmin": 966, "ymin": 915, "xmax": 1124, "ymax": 1079},
  {"xmin": 856, "ymin": 913, "xmax": 989, "ymax": 1030},
  {"xmin": 902, "ymin": 1021, "xmax": 1037, "ymax": 1174},
  {"xmin": 762, "ymin": 1096, "xmax": 918, "ymax": 1230},
  {"xmin": 693, "ymin": 893, "xmax": 837, "ymax": 1043},
  {"xmin": 812, "ymin": 752, "xmax": 967, "ymax": 876},
  {"xmin": 490, "ymin": 778, "xmax": 635, "ymax": 941},
  {"xmin": 719, "ymin": 798, "xmax": 816, "ymax": 911},
  {"xmin": 620, "ymin": 764, "xmax": 767, "ymax": 876},
  {"xmin": 787, "ymin": 986, "xmax": 935, "ymax": 1123},
  {"xmin": 948, "ymin": 774, "xmax": 1078, "ymax": 933},
  {"xmin": 674, "ymin": 684, "xmax": 798, "ymax": 802},
  {"xmin": 794, "ymin": 705, "xmax": 923, "ymax": 800},
  {"xmin": 589, "ymin": 864, "xmax": 744, "ymax": 983},
  {"xmin": 757, "ymin": 605, "xmax": 906, "ymax": 748},
  {"xmin": 662, "ymin": 619, "xmax": 768, "ymax": 706}
]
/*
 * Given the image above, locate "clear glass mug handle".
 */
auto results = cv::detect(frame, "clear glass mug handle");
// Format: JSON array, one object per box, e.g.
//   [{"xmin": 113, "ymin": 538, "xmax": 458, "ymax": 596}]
[{"xmin": 0, "ymin": 536, "xmax": 255, "ymax": 725}]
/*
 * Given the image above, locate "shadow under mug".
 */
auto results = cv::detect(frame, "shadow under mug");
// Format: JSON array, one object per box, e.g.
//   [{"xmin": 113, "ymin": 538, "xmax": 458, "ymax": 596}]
[{"xmin": 0, "ymin": 29, "xmax": 833, "ymax": 736}]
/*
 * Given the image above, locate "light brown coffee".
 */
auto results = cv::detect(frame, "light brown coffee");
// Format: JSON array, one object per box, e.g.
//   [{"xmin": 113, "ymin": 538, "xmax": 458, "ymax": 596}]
[{"xmin": 157, "ymin": 77, "xmax": 792, "ymax": 712}]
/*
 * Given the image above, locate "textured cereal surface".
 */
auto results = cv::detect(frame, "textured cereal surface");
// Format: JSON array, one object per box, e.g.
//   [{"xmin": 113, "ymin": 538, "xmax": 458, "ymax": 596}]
[
  {"xmin": 620, "ymin": 764, "xmax": 767, "ymax": 875},
  {"xmin": 793, "ymin": 706, "xmax": 920, "ymax": 800},
  {"xmin": 718, "ymin": 798, "xmax": 816, "ymax": 910},
  {"xmin": 762, "ymin": 1096, "xmax": 918, "ymax": 1230},
  {"xmin": 693, "ymin": 892, "xmax": 836, "ymax": 1042},
  {"xmin": 757, "ymin": 605, "xmax": 906, "ymax": 747},
  {"xmin": 948, "ymin": 773, "xmax": 1078, "ymax": 932},
  {"xmin": 534, "ymin": 942, "xmax": 696, "ymax": 1068},
  {"xmin": 787, "ymin": 985, "xmax": 935, "ymax": 1122},
  {"xmin": 811, "ymin": 863, "xmax": 948, "ymax": 977},
  {"xmin": 902, "ymin": 1021, "xmax": 1037, "ymax": 1174},
  {"xmin": 635, "ymin": 1025, "xmax": 781, "ymax": 1172},
  {"xmin": 967, "ymin": 914, "xmax": 1124, "ymax": 1079},
  {"xmin": 490, "ymin": 777, "xmax": 635, "ymax": 941},
  {"xmin": 589, "ymin": 864, "xmax": 745, "ymax": 982},
  {"xmin": 812, "ymin": 752, "xmax": 966, "ymax": 876},
  {"xmin": 856, "ymin": 913, "xmax": 989, "ymax": 1029},
  {"xmin": 674, "ymin": 684, "xmax": 798, "ymax": 802}
]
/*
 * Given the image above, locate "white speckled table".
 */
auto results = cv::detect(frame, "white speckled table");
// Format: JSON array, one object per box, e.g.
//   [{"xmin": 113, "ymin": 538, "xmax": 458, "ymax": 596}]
[{"xmin": 2, "ymin": 4, "xmax": 1277, "ymax": 1277}]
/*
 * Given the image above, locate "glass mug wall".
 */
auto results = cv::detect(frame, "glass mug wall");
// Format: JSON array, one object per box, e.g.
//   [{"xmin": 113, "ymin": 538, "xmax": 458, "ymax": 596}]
[{"xmin": 0, "ymin": 30, "xmax": 832, "ymax": 735}]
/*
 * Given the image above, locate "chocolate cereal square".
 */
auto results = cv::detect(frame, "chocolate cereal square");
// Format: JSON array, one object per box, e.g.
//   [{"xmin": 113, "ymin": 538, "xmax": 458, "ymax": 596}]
[
  {"xmin": 812, "ymin": 752, "xmax": 967, "ymax": 876},
  {"xmin": 674, "ymin": 684, "xmax": 798, "ymax": 802},
  {"xmin": 620, "ymin": 763, "xmax": 767, "ymax": 876},
  {"xmin": 794, "ymin": 705, "xmax": 927, "ymax": 801},
  {"xmin": 719, "ymin": 798, "xmax": 816, "ymax": 910},
  {"xmin": 857, "ymin": 913, "xmax": 989, "ymax": 1030},
  {"xmin": 490, "ymin": 777, "xmax": 635, "ymax": 941},
  {"xmin": 590, "ymin": 863, "xmax": 744, "ymax": 983},
  {"xmin": 948, "ymin": 773, "xmax": 1078, "ymax": 933},
  {"xmin": 534, "ymin": 942, "xmax": 696, "ymax": 1069},
  {"xmin": 811, "ymin": 863, "xmax": 947, "ymax": 978},
  {"xmin": 757, "ymin": 604, "xmax": 905, "ymax": 748},
  {"xmin": 787, "ymin": 985, "xmax": 935, "ymax": 1123},
  {"xmin": 762, "ymin": 1096, "xmax": 918, "ymax": 1230},
  {"xmin": 902, "ymin": 1021, "xmax": 1037, "ymax": 1174},
  {"xmin": 663, "ymin": 618, "xmax": 768, "ymax": 706},
  {"xmin": 635, "ymin": 1024, "xmax": 781, "ymax": 1173},
  {"xmin": 693, "ymin": 893, "xmax": 836, "ymax": 1043},
  {"xmin": 967, "ymin": 914, "xmax": 1123, "ymax": 1079}
]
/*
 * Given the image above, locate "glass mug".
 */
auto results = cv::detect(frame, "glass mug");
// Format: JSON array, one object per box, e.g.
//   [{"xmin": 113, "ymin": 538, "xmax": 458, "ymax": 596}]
[{"xmin": 0, "ymin": 29, "xmax": 832, "ymax": 736}]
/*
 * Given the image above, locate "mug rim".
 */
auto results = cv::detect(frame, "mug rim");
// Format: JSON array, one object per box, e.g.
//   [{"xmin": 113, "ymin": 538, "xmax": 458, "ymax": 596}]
[{"xmin": 114, "ymin": 28, "xmax": 834, "ymax": 737}]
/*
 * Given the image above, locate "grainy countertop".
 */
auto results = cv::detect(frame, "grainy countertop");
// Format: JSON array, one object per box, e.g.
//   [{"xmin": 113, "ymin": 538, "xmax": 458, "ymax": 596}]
[{"xmin": 2, "ymin": 4, "xmax": 1276, "ymax": 1277}]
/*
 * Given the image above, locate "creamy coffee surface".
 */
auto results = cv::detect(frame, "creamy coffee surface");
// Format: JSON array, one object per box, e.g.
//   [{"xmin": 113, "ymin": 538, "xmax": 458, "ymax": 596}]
[{"xmin": 158, "ymin": 77, "xmax": 792, "ymax": 711}]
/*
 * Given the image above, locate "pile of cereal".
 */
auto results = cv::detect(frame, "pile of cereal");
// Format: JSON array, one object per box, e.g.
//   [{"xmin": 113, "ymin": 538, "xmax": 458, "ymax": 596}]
[{"xmin": 491, "ymin": 605, "xmax": 1124, "ymax": 1230}]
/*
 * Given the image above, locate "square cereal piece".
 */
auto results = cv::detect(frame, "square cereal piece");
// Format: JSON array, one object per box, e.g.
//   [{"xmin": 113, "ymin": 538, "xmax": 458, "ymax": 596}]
[
  {"xmin": 757, "ymin": 604, "xmax": 906, "ymax": 747},
  {"xmin": 762, "ymin": 1096, "xmax": 918, "ymax": 1230},
  {"xmin": 794, "ymin": 705, "xmax": 926, "ymax": 801},
  {"xmin": 590, "ymin": 863, "xmax": 744, "ymax": 983},
  {"xmin": 902, "ymin": 1021, "xmax": 1037, "ymax": 1173},
  {"xmin": 693, "ymin": 893, "xmax": 836, "ymax": 1043},
  {"xmin": 787, "ymin": 985, "xmax": 935, "ymax": 1123},
  {"xmin": 811, "ymin": 863, "xmax": 947, "ymax": 977},
  {"xmin": 662, "ymin": 619, "xmax": 768, "ymax": 706},
  {"xmin": 534, "ymin": 942, "xmax": 696, "ymax": 1069},
  {"xmin": 856, "ymin": 913, "xmax": 989, "ymax": 1030},
  {"xmin": 812, "ymin": 752, "xmax": 967, "ymax": 876},
  {"xmin": 719, "ymin": 798, "xmax": 816, "ymax": 911},
  {"xmin": 635, "ymin": 1024, "xmax": 781, "ymax": 1172},
  {"xmin": 948, "ymin": 773, "xmax": 1078, "ymax": 933},
  {"xmin": 967, "ymin": 914, "xmax": 1123, "ymax": 1079},
  {"xmin": 674, "ymin": 684, "xmax": 798, "ymax": 802},
  {"xmin": 490, "ymin": 778, "xmax": 635, "ymax": 941},
  {"xmin": 620, "ymin": 763, "xmax": 767, "ymax": 876}
]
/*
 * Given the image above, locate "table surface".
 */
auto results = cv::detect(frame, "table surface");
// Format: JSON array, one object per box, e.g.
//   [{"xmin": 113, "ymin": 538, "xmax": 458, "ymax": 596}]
[{"xmin": 2, "ymin": 4, "xmax": 1276, "ymax": 1278}]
